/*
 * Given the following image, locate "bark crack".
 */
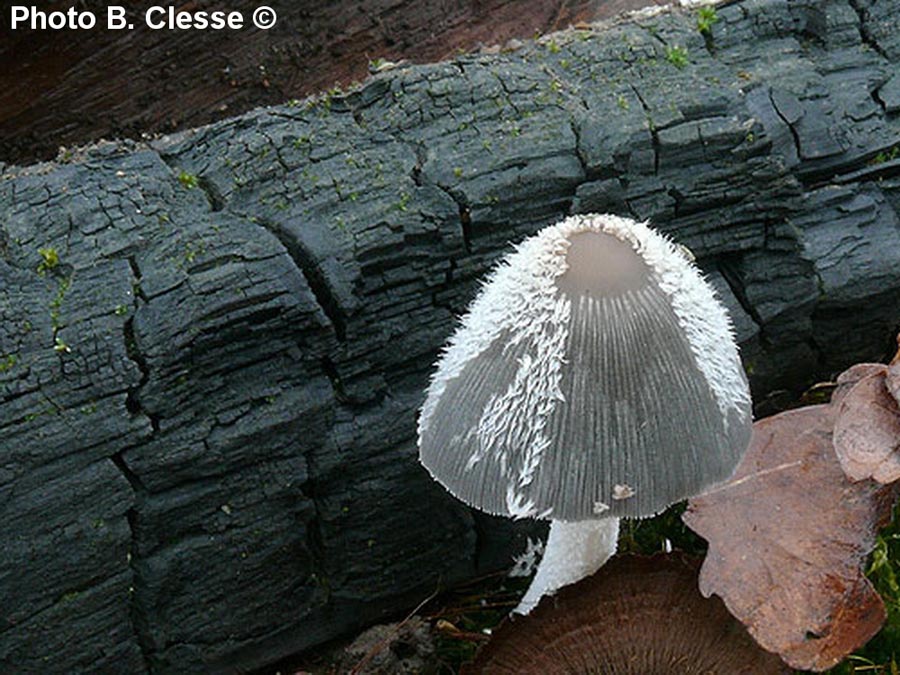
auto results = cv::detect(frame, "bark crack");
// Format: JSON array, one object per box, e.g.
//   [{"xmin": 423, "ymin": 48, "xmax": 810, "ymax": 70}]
[
  {"xmin": 110, "ymin": 256, "xmax": 158, "ymax": 673},
  {"xmin": 848, "ymin": 0, "xmax": 889, "ymax": 60},
  {"xmin": 630, "ymin": 84, "xmax": 659, "ymax": 175},
  {"xmin": 253, "ymin": 218, "xmax": 348, "ymax": 342},
  {"xmin": 769, "ymin": 88, "xmax": 803, "ymax": 163}
]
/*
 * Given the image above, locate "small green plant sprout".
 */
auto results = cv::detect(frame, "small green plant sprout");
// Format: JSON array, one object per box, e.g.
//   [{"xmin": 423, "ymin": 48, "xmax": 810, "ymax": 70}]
[
  {"xmin": 54, "ymin": 336, "xmax": 71, "ymax": 354},
  {"xmin": 665, "ymin": 46, "xmax": 689, "ymax": 69},
  {"xmin": 114, "ymin": 304, "xmax": 128, "ymax": 316},
  {"xmin": 177, "ymin": 170, "xmax": 199, "ymax": 189},
  {"xmin": 546, "ymin": 38, "xmax": 561, "ymax": 54},
  {"xmin": 37, "ymin": 247, "xmax": 59, "ymax": 275},
  {"xmin": 183, "ymin": 241, "xmax": 205, "ymax": 264},
  {"xmin": 697, "ymin": 6, "xmax": 719, "ymax": 35},
  {"xmin": 0, "ymin": 354, "xmax": 17, "ymax": 373},
  {"xmin": 870, "ymin": 146, "xmax": 900, "ymax": 165},
  {"xmin": 616, "ymin": 93, "xmax": 630, "ymax": 110},
  {"xmin": 454, "ymin": 167, "xmax": 464, "ymax": 178}
]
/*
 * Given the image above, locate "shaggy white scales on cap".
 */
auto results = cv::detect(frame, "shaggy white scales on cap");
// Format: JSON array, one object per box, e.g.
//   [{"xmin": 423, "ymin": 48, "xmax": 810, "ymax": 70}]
[{"xmin": 417, "ymin": 213, "xmax": 752, "ymax": 613}]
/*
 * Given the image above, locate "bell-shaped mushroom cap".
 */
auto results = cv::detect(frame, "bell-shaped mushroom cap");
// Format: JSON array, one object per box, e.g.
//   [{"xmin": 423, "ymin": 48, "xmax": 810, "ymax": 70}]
[
  {"xmin": 418, "ymin": 214, "xmax": 751, "ymax": 520},
  {"xmin": 464, "ymin": 554, "xmax": 789, "ymax": 674}
]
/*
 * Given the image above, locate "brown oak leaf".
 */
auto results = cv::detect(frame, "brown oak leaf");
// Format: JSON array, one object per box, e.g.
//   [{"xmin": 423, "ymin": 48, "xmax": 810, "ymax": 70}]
[
  {"xmin": 833, "ymin": 365, "xmax": 900, "ymax": 483},
  {"xmin": 887, "ymin": 361, "xmax": 900, "ymax": 405},
  {"xmin": 684, "ymin": 403, "xmax": 898, "ymax": 671}
]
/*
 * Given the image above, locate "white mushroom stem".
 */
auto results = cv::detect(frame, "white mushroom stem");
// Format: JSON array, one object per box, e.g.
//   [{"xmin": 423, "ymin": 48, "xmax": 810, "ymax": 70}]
[{"xmin": 514, "ymin": 517, "xmax": 620, "ymax": 615}]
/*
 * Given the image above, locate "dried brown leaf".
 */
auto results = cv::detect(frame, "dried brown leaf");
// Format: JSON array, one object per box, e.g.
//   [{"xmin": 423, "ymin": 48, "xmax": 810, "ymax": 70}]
[
  {"xmin": 833, "ymin": 368, "xmax": 900, "ymax": 483},
  {"xmin": 464, "ymin": 554, "xmax": 789, "ymax": 674},
  {"xmin": 832, "ymin": 363, "xmax": 889, "ymax": 408},
  {"xmin": 684, "ymin": 405, "xmax": 897, "ymax": 671},
  {"xmin": 888, "ymin": 361, "xmax": 900, "ymax": 405}
]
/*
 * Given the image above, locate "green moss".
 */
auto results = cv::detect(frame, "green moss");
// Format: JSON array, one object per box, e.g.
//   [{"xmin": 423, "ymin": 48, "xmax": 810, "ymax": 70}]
[
  {"xmin": 697, "ymin": 6, "xmax": 719, "ymax": 34},
  {"xmin": 870, "ymin": 146, "xmax": 900, "ymax": 165},
  {"xmin": 53, "ymin": 336, "xmax": 71, "ymax": 354},
  {"xmin": 183, "ymin": 240, "xmax": 206, "ymax": 264},
  {"xmin": 37, "ymin": 247, "xmax": 59, "ymax": 275},
  {"xmin": 177, "ymin": 170, "xmax": 199, "ymax": 189},
  {"xmin": 0, "ymin": 354, "xmax": 17, "ymax": 373},
  {"xmin": 49, "ymin": 276, "xmax": 72, "ymax": 329},
  {"xmin": 395, "ymin": 191, "xmax": 411, "ymax": 212},
  {"xmin": 24, "ymin": 406, "xmax": 55, "ymax": 423},
  {"xmin": 664, "ymin": 45, "xmax": 689, "ymax": 69}
]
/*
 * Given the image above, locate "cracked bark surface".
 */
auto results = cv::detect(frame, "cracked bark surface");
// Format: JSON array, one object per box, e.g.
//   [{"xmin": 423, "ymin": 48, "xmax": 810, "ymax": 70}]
[{"xmin": 1, "ymin": 0, "xmax": 899, "ymax": 672}]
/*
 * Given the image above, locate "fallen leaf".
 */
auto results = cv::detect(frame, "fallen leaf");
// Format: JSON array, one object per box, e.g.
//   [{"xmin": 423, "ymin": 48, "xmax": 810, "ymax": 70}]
[
  {"xmin": 684, "ymin": 404, "xmax": 898, "ymax": 671},
  {"xmin": 464, "ymin": 553, "xmax": 789, "ymax": 674},
  {"xmin": 887, "ymin": 361, "xmax": 900, "ymax": 405},
  {"xmin": 833, "ymin": 367, "xmax": 900, "ymax": 483},
  {"xmin": 832, "ymin": 363, "xmax": 889, "ymax": 407}
]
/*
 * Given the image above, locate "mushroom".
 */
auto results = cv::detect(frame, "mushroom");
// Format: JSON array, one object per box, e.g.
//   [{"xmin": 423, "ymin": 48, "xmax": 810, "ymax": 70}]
[
  {"xmin": 464, "ymin": 554, "xmax": 790, "ymax": 674},
  {"xmin": 418, "ymin": 214, "xmax": 752, "ymax": 613}
]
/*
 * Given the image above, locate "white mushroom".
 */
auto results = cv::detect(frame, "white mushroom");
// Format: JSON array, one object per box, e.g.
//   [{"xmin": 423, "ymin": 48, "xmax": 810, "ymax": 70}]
[{"xmin": 417, "ymin": 214, "xmax": 752, "ymax": 614}]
